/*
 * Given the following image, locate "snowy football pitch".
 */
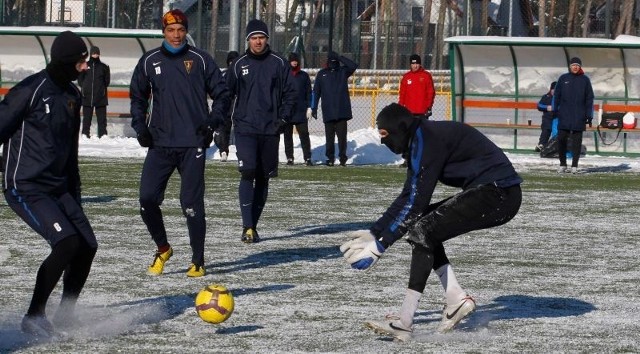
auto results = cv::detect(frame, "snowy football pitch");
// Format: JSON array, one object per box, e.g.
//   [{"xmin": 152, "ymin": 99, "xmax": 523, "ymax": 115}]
[{"xmin": 0, "ymin": 157, "xmax": 638, "ymax": 352}]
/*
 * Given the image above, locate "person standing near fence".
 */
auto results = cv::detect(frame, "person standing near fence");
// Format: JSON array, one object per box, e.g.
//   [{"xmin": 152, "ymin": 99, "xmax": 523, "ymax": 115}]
[
  {"xmin": 0, "ymin": 31, "xmax": 98, "ymax": 337},
  {"xmin": 553, "ymin": 57, "xmax": 594, "ymax": 174},
  {"xmin": 78, "ymin": 46, "xmax": 110, "ymax": 138},
  {"xmin": 284, "ymin": 52, "xmax": 313, "ymax": 166},
  {"xmin": 311, "ymin": 51, "xmax": 358, "ymax": 166},
  {"xmin": 214, "ymin": 50, "xmax": 239, "ymax": 162},
  {"xmin": 535, "ymin": 81, "xmax": 556, "ymax": 152},
  {"xmin": 130, "ymin": 9, "xmax": 230, "ymax": 277},
  {"xmin": 226, "ymin": 19, "xmax": 296, "ymax": 243},
  {"xmin": 397, "ymin": 53, "xmax": 435, "ymax": 167}
]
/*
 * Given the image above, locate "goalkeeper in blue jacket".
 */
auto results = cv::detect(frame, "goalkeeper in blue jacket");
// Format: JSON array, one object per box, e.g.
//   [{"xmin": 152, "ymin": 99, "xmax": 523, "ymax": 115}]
[{"xmin": 340, "ymin": 103, "xmax": 522, "ymax": 341}]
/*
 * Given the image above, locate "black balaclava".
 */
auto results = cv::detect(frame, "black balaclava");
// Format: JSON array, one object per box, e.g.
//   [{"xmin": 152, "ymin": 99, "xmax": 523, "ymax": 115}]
[
  {"xmin": 327, "ymin": 51, "xmax": 339, "ymax": 69},
  {"xmin": 46, "ymin": 31, "xmax": 88, "ymax": 87},
  {"xmin": 376, "ymin": 103, "xmax": 419, "ymax": 155}
]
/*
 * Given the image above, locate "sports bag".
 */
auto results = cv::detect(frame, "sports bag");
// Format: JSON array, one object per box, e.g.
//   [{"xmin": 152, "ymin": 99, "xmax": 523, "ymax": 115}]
[{"xmin": 597, "ymin": 112, "xmax": 624, "ymax": 145}]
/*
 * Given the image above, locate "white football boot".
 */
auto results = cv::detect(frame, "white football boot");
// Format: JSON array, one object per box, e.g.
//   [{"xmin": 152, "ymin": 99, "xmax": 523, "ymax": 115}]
[
  {"xmin": 437, "ymin": 295, "xmax": 476, "ymax": 333},
  {"xmin": 365, "ymin": 314, "xmax": 413, "ymax": 342}
]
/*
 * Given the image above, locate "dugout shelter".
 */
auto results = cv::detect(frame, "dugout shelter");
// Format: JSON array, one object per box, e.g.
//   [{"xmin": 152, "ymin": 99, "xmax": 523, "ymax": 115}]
[{"xmin": 446, "ymin": 35, "xmax": 640, "ymax": 156}]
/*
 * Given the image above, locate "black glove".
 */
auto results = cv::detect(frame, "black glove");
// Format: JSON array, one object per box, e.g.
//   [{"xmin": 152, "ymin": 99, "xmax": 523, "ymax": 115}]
[
  {"xmin": 426, "ymin": 109, "xmax": 432, "ymax": 118},
  {"xmin": 276, "ymin": 119, "xmax": 288, "ymax": 135},
  {"xmin": 137, "ymin": 130, "xmax": 153, "ymax": 148},
  {"xmin": 197, "ymin": 124, "xmax": 214, "ymax": 147},
  {"xmin": 585, "ymin": 116, "xmax": 593, "ymax": 127},
  {"xmin": 311, "ymin": 109, "xmax": 318, "ymax": 119}
]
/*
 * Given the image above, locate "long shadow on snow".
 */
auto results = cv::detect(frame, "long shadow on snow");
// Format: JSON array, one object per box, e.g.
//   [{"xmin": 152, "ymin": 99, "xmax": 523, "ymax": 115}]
[
  {"xmin": 204, "ymin": 222, "xmax": 369, "ymax": 273},
  {"xmin": 0, "ymin": 284, "xmax": 292, "ymax": 350},
  {"xmin": 582, "ymin": 163, "xmax": 631, "ymax": 173},
  {"xmin": 439, "ymin": 294, "xmax": 596, "ymax": 332}
]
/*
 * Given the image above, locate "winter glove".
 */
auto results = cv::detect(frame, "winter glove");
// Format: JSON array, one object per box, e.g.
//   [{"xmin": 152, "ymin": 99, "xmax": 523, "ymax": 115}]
[
  {"xmin": 339, "ymin": 230, "xmax": 386, "ymax": 270},
  {"xmin": 306, "ymin": 108, "xmax": 313, "ymax": 120},
  {"xmin": 276, "ymin": 118, "xmax": 288, "ymax": 135},
  {"xmin": 197, "ymin": 124, "xmax": 214, "ymax": 147},
  {"xmin": 425, "ymin": 109, "xmax": 432, "ymax": 118},
  {"xmin": 585, "ymin": 116, "xmax": 593, "ymax": 127},
  {"xmin": 311, "ymin": 109, "xmax": 318, "ymax": 119},
  {"xmin": 136, "ymin": 129, "xmax": 153, "ymax": 148}
]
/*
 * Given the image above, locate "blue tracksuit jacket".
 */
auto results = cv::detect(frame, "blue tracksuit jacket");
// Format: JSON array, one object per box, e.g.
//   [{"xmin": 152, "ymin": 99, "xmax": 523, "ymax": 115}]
[
  {"xmin": 0, "ymin": 70, "xmax": 81, "ymax": 197},
  {"xmin": 130, "ymin": 44, "xmax": 229, "ymax": 147}
]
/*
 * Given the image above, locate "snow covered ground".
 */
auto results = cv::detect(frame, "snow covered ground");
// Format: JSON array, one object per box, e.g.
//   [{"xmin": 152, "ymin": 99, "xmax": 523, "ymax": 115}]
[{"xmin": 0, "ymin": 130, "xmax": 638, "ymax": 352}]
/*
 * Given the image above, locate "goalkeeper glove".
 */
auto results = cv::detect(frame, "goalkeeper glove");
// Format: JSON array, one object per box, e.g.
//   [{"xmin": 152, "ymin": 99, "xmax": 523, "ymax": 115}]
[{"xmin": 339, "ymin": 230, "xmax": 386, "ymax": 270}]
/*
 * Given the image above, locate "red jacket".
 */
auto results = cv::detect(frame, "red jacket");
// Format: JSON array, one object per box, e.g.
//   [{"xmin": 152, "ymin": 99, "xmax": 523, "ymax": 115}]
[{"xmin": 398, "ymin": 67, "xmax": 435, "ymax": 115}]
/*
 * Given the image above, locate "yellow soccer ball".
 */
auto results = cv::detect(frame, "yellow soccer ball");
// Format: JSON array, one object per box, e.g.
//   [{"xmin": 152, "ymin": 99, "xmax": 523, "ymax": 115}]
[{"xmin": 195, "ymin": 284, "xmax": 234, "ymax": 324}]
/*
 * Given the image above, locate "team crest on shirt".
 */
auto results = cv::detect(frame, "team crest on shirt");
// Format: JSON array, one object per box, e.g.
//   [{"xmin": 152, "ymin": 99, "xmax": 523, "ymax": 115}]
[
  {"xmin": 184, "ymin": 60, "xmax": 193, "ymax": 74},
  {"xmin": 407, "ymin": 79, "xmax": 413, "ymax": 85}
]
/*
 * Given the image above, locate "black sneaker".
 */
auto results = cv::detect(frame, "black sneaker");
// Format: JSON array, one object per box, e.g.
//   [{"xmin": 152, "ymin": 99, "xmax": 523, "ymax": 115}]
[
  {"xmin": 325, "ymin": 160, "xmax": 334, "ymax": 166},
  {"xmin": 305, "ymin": 159, "xmax": 313, "ymax": 166},
  {"xmin": 241, "ymin": 227, "xmax": 260, "ymax": 243},
  {"xmin": 286, "ymin": 158, "xmax": 294, "ymax": 165}
]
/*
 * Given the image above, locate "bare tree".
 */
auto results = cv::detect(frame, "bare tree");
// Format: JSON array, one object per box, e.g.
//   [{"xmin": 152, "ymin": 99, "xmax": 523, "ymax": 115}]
[
  {"xmin": 582, "ymin": 0, "xmax": 592, "ymax": 37},
  {"xmin": 434, "ymin": 0, "xmax": 447, "ymax": 70},
  {"xmin": 391, "ymin": 0, "xmax": 399, "ymax": 68},
  {"xmin": 209, "ymin": 0, "xmax": 220, "ymax": 56},
  {"xmin": 614, "ymin": 0, "xmax": 633, "ymax": 35},
  {"xmin": 419, "ymin": 0, "xmax": 433, "ymax": 60},
  {"xmin": 539, "ymin": 0, "xmax": 546, "ymax": 37},
  {"xmin": 549, "ymin": 0, "xmax": 557, "ymax": 36},
  {"xmin": 567, "ymin": 0, "xmax": 578, "ymax": 36},
  {"xmin": 481, "ymin": 0, "xmax": 489, "ymax": 34}
]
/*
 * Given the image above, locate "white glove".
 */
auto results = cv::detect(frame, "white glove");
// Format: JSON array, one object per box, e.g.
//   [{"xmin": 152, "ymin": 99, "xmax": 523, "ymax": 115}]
[
  {"xmin": 306, "ymin": 108, "xmax": 313, "ymax": 120},
  {"xmin": 339, "ymin": 230, "xmax": 386, "ymax": 270}
]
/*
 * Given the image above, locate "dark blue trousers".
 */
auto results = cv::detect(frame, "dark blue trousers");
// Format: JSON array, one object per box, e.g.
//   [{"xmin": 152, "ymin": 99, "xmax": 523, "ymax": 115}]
[{"xmin": 139, "ymin": 147, "xmax": 206, "ymax": 266}]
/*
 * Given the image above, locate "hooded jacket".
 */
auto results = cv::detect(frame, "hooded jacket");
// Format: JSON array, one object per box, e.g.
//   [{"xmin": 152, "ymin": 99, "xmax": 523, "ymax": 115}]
[
  {"xmin": 78, "ymin": 56, "xmax": 110, "ymax": 107},
  {"xmin": 311, "ymin": 55, "xmax": 358, "ymax": 122},
  {"xmin": 554, "ymin": 69, "xmax": 594, "ymax": 131},
  {"xmin": 290, "ymin": 66, "xmax": 312, "ymax": 124}
]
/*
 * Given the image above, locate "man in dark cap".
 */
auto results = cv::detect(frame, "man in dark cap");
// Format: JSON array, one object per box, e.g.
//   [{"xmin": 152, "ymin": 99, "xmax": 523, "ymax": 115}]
[
  {"xmin": 536, "ymin": 81, "xmax": 557, "ymax": 152},
  {"xmin": 553, "ymin": 56, "xmax": 594, "ymax": 173},
  {"xmin": 226, "ymin": 19, "xmax": 296, "ymax": 243},
  {"xmin": 0, "ymin": 30, "xmax": 98, "ymax": 338},
  {"xmin": 310, "ymin": 50, "xmax": 358, "ymax": 166},
  {"xmin": 340, "ymin": 103, "xmax": 522, "ymax": 341},
  {"xmin": 130, "ymin": 9, "xmax": 230, "ymax": 277},
  {"xmin": 78, "ymin": 46, "xmax": 110, "ymax": 138},
  {"xmin": 283, "ymin": 52, "xmax": 313, "ymax": 166}
]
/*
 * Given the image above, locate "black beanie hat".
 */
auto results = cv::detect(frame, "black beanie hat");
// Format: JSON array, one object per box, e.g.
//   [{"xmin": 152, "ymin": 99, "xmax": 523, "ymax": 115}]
[
  {"xmin": 246, "ymin": 19, "xmax": 269, "ymax": 40},
  {"xmin": 288, "ymin": 52, "xmax": 299, "ymax": 62},
  {"xmin": 410, "ymin": 54, "xmax": 421, "ymax": 65},
  {"xmin": 50, "ymin": 31, "xmax": 88, "ymax": 65},
  {"xmin": 550, "ymin": 81, "xmax": 557, "ymax": 89},
  {"xmin": 163, "ymin": 9, "xmax": 188, "ymax": 31},
  {"xmin": 90, "ymin": 46, "xmax": 100, "ymax": 55},
  {"xmin": 377, "ymin": 103, "xmax": 419, "ymax": 155},
  {"xmin": 570, "ymin": 57, "xmax": 582, "ymax": 66}
]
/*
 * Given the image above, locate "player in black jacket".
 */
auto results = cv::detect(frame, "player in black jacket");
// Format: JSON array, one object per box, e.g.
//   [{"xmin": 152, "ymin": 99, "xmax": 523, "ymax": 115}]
[
  {"xmin": 340, "ymin": 103, "xmax": 522, "ymax": 341},
  {"xmin": 130, "ymin": 9, "xmax": 229, "ymax": 277},
  {"xmin": 0, "ymin": 31, "xmax": 97, "ymax": 338},
  {"xmin": 226, "ymin": 19, "xmax": 296, "ymax": 243},
  {"xmin": 77, "ymin": 46, "xmax": 110, "ymax": 138}
]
